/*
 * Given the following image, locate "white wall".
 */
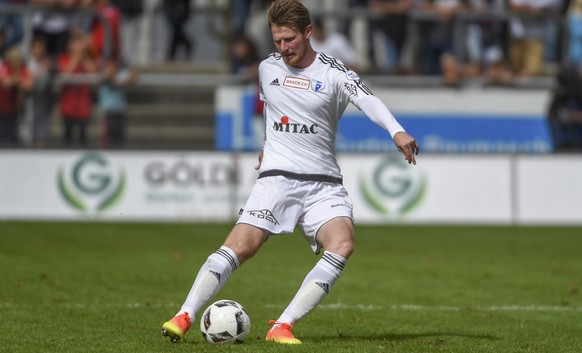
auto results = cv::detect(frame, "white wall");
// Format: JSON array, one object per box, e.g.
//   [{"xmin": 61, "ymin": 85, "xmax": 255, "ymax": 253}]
[{"xmin": 1, "ymin": 151, "xmax": 580, "ymax": 224}]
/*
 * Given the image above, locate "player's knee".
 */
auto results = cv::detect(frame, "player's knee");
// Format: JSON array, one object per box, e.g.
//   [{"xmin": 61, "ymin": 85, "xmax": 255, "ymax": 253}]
[
  {"xmin": 327, "ymin": 237, "xmax": 354, "ymax": 259},
  {"xmin": 339, "ymin": 239, "xmax": 355, "ymax": 258},
  {"xmin": 235, "ymin": 243, "xmax": 261, "ymax": 263},
  {"xmin": 223, "ymin": 225, "xmax": 268, "ymax": 264},
  {"xmin": 223, "ymin": 240, "xmax": 258, "ymax": 264}
]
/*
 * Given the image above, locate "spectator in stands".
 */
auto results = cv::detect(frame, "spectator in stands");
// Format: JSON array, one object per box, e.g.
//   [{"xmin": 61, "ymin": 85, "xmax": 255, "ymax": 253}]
[
  {"xmin": 233, "ymin": 0, "xmax": 252, "ymax": 36},
  {"xmin": 463, "ymin": 0, "xmax": 510, "ymax": 84},
  {"xmin": 163, "ymin": 0, "xmax": 193, "ymax": 61},
  {"xmin": 79, "ymin": 0, "xmax": 121, "ymax": 62},
  {"xmin": 0, "ymin": 0, "xmax": 25, "ymax": 56},
  {"xmin": 340, "ymin": 0, "xmax": 369, "ymax": 39},
  {"xmin": 98, "ymin": 57, "xmax": 136, "ymax": 148},
  {"xmin": 233, "ymin": 0, "xmax": 271, "ymax": 37},
  {"xmin": 0, "ymin": 46, "xmax": 33, "ymax": 146},
  {"xmin": 416, "ymin": 0, "xmax": 469, "ymax": 85},
  {"xmin": 57, "ymin": 31, "xmax": 96, "ymax": 146},
  {"xmin": 310, "ymin": 16, "xmax": 359, "ymax": 70},
  {"xmin": 507, "ymin": 0, "xmax": 561, "ymax": 80},
  {"xmin": 31, "ymin": 0, "xmax": 79, "ymax": 60},
  {"xmin": 28, "ymin": 35, "xmax": 54, "ymax": 148},
  {"xmin": 547, "ymin": 64, "xmax": 582, "ymax": 151},
  {"xmin": 567, "ymin": 0, "xmax": 582, "ymax": 67},
  {"xmin": 368, "ymin": 0, "xmax": 413, "ymax": 74},
  {"xmin": 111, "ymin": 0, "xmax": 143, "ymax": 66},
  {"xmin": 231, "ymin": 35, "xmax": 264, "ymax": 149},
  {"xmin": 232, "ymin": 35, "xmax": 261, "ymax": 81}
]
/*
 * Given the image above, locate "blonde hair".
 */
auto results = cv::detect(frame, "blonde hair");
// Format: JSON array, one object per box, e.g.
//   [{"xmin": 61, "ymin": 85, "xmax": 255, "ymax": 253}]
[{"xmin": 267, "ymin": 0, "xmax": 311, "ymax": 33}]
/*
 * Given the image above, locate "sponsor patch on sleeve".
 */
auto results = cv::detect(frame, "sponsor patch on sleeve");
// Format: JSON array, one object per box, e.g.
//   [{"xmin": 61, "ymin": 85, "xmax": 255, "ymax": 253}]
[{"xmin": 345, "ymin": 71, "xmax": 360, "ymax": 81}]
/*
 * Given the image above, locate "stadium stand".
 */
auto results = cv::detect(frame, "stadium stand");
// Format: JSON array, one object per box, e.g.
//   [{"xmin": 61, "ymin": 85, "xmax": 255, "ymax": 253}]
[{"xmin": 0, "ymin": 0, "xmax": 573, "ymax": 150}]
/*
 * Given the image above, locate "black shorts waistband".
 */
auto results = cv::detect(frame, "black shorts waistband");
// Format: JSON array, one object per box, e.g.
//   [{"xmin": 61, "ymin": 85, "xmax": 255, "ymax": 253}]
[{"xmin": 258, "ymin": 169, "xmax": 343, "ymax": 184}]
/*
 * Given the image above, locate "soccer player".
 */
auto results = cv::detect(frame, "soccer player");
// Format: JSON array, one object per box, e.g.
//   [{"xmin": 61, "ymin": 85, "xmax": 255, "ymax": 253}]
[{"xmin": 161, "ymin": 0, "xmax": 419, "ymax": 344}]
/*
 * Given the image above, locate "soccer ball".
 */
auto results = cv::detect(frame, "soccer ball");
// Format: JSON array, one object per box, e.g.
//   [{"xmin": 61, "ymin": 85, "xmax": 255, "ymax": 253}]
[{"xmin": 200, "ymin": 300, "xmax": 251, "ymax": 344}]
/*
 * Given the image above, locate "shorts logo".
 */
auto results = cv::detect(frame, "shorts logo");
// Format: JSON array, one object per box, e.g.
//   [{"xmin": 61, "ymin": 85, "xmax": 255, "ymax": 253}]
[
  {"xmin": 283, "ymin": 76, "xmax": 310, "ymax": 90},
  {"xmin": 247, "ymin": 209, "xmax": 279, "ymax": 225}
]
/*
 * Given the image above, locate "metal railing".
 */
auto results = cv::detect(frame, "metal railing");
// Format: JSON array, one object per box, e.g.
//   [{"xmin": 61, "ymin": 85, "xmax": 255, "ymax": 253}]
[{"xmin": 0, "ymin": 3, "xmax": 564, "ymax": 89}]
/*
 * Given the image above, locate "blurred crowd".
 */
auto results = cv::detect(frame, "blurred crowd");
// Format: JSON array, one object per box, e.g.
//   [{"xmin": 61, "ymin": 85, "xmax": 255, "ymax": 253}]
[
  {"xmin": 0, "ymin": 0, "xmax": 139, "ymax": 149},
  {"xmin": 233, "ymin": 0, "xmax": 582, "ymax": 150},
  {"xmin": 0, "ymin": 0, "xmax": 581, "ymax": 150},
  {"xmin": 237, "ymin": 0, "xmax": 577, "ymax": 81}
]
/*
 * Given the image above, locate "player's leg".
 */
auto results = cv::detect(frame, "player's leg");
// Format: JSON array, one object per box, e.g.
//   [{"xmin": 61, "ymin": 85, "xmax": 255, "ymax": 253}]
[
  {"xmin": 267, "ymin": 216, "xmax": 354, "ymax": 344},
  {"xmin": 162, "ymin": 224, "xmax": 269, "ymax": 343}
]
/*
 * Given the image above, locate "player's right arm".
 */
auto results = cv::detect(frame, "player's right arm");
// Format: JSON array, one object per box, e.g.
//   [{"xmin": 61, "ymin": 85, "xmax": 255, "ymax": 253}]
[
  {"xmin": 255, "ymin": 61, "xmax": 267, "ymax": 171},
  {"xmin": 255, "ymin": 150, "xmax": 263, "ymax": 170}
]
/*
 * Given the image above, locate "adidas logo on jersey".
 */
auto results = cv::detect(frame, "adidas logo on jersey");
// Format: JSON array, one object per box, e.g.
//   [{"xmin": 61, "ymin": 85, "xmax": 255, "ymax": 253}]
[{"xmin": 270, "ymin": 78, "xmax": 280, "ymax": 86}]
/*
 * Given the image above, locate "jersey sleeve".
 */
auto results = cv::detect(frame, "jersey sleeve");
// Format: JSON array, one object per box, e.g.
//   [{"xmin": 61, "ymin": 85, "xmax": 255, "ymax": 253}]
[
  {"xmin": 258, "ymin": 61, "xmax": 266, "ymax": 102},
  {"xmin": 338, "ymin": 70, "xmax": 405, "ymax": 138}
]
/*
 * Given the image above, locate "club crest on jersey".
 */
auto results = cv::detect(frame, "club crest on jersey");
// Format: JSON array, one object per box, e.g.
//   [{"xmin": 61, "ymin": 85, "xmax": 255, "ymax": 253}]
[
  {"xmin": 345, "ymin": 71, "xmax": 360, "ymax": 81},
  {"xmin": 311, "ymin": 80, "xmax": 323, "ymax": 92},
  {"xmin": 283, "ymin": 76, "xmax": 310, "ymax": 90}
]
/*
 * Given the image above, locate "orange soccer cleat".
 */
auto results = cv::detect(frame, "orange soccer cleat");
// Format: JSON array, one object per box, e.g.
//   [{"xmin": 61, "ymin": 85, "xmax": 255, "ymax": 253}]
[
  {"xmin": 265, "ymin": 320, "xmax": 302, "ymax": 344},
  {"xmin": 161, "ymin": 312, "xmax": 191, "ymax": 343}
]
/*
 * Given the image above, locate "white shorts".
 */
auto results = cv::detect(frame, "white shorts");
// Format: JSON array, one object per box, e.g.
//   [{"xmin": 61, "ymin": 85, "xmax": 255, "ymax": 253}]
[{"xmin": 236, "ymin": 175, "xmax": 354, "ymax": 254}]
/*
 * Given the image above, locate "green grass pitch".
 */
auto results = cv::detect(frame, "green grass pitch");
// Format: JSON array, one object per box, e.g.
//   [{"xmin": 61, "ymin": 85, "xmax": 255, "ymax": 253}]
[{"xmin": 1, "ymin": 222, "xmax": 581, "ymax": 353}]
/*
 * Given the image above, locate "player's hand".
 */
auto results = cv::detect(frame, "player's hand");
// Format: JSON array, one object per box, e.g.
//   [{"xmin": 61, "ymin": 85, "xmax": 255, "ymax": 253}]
[
  {"xmin": 393, "ymin": 131, "xmax": 419, "ymax": 165},
  {"xmin": 255, "ymin": 151, "xmax": 264, "ymax": 170}
]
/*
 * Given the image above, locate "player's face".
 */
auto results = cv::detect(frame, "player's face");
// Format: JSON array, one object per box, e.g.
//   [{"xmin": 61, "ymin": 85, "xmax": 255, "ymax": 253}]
[{"xmin": 271, "ymin": 24, "xmax": 314, "ymax": 69}]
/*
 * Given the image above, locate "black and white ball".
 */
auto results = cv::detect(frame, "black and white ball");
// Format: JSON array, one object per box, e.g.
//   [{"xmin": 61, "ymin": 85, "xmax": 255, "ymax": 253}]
[{"xmin": 200, "ymin": 300, "xmax": 251, "ymax": 344}]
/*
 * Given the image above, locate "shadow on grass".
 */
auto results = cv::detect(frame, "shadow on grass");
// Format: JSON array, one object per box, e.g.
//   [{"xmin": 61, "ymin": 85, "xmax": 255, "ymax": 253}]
[{"xmin": 309, "ymin": 331, "xmax": 498, "ymax": 343}]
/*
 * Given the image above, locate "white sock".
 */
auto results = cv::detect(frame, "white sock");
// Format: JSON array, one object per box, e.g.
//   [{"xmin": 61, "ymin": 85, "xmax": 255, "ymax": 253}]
[
  {"xmin": 275, "ymin": 251, "xmax": 346, "ymax": 326},
  {"xmin": 178, "ymin": 246, "xmax": 239, "ymax": 323}
]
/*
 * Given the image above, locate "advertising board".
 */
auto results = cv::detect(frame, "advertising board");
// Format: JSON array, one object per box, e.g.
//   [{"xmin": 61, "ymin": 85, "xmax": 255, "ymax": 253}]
[
  {"xmin": 216, "ymin": 86, "xmax": 553, "ymax": 153},
  {"xmin": 0, "ymin": 151, "xmax": 244, "ymax": 221},
  {"xmin": 340, "ymin": 154, "xmax": 513, "ymax": 223},
  {"xmin": 1, "ymin": 151, "xmax": 580, "ymax": 224}
]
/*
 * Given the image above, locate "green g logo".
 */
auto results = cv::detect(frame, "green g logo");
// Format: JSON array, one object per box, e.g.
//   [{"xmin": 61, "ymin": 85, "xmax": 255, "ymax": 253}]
[
  {"xmin": 360, "ymin": 156, "xmax": 426, "ymax": 216},
  {"xmin": 58, "ymin": 153, "xmax": 125, "ymax": 213}
]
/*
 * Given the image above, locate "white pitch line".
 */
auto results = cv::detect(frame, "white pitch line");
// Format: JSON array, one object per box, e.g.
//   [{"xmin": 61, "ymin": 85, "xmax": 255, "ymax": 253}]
[
  {"xmin": 391, "ymin": 304, "xmax": 582, "ymax": 312},
  {"xmin": 267, "ymin": 303, "xmax": 582, "ymax": 312},
  {"xmin": 1, "ymin": 302, "xmax": 581, "ymax": 312}
]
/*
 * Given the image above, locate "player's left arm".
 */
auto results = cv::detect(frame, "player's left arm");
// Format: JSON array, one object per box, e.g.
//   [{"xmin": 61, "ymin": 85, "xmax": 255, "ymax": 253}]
[
  {"xmin": 358, "ymin": 94, "xmax": 419, "ymax": 165},
  {"xmin": 342, "ymin": 74, "xmax": 419, "ymax": 165}
]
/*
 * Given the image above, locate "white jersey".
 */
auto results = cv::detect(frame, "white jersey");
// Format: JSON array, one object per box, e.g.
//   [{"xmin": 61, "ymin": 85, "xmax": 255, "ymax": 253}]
[{"xmin": 258, "ymin": 52, "xmax": 403, "ymax": 180}]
